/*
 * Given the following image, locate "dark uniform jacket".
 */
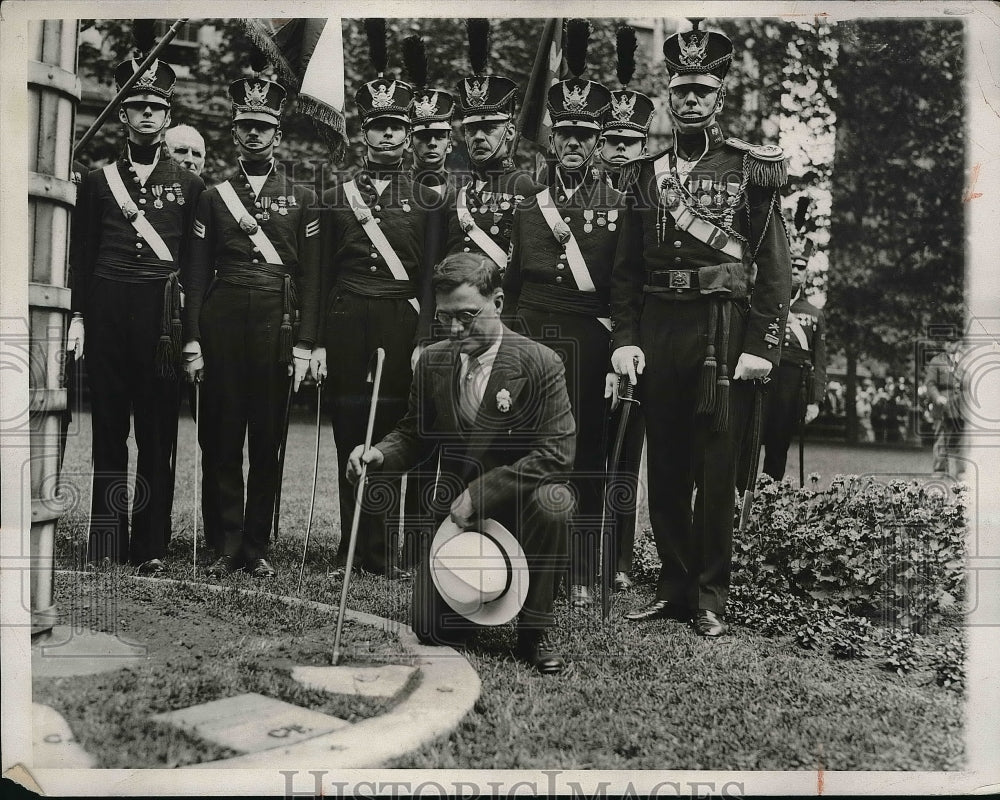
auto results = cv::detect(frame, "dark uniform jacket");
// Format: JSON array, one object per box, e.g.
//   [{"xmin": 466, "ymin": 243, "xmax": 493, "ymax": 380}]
[
  {"xmin": 781, "ymin": 292, "xmax": 827, "ymax": 403},
  {"xmin": 376, "ymin": 327, "xmax": 576, "ymax": 520},
  {"xmin": 610, "ymin": 123, "xmax": 791, "ymax": 364},
  {"xmin": 506, "ymin": 168, "xmax": 628, "ymax": 318},
  {"xmin": 182, "ymin": 161, "xmax": 321, "ymax": 346},
  {"xmin": 71, "ymin": 154, "xmax": 204, "ymax": 315},
  {"xmin": 444, "ymin": 166, "xmax": 542, "ymax": 265},
  {"xmin": 319, "ymin": 168, "xmax": 444, "ymax": 340}
]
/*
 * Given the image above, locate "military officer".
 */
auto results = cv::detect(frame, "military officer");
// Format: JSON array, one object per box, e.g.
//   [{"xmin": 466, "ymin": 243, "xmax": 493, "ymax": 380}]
[
  {"xmin": 181, "ymin": 69, "xmax": 320, "ymax": 578},
  {"xmin": 759, "ymin": 241, "xmax": 827, "ymax": 482},
  {"xmin": 310, "ymin": 26, "xmax": 444, "ymax": 578},
  {"xmin": 598, "ymin": 25, "xmax": 657, "ymax": 592},
  {"xmin": 403, "ymin": 35, "xmax": 457, "ymax": 200},
  {"xmin": 610, "ymin": 22, "xmax": 792, "ymax": 636},
  {"xmin": 600, "ymin": 26, "xmax": 655, "ymax": 193},
  {"xmin": 446, "ymin": 20, "xmax": 542, "ymax": 271},
  {"xmin": 69, "ymin": 55, "xmax": 204, "ymax": 573},
  {"xmin": 505, "ymin": 42, "xmax": 625, "ymax": 607}
]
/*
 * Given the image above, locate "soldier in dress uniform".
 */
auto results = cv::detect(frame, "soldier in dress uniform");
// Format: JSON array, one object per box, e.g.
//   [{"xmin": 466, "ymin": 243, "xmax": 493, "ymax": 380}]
[
  {"xmin": 610, "ymin": 21, "xmax": 792, "ymax": 637},
  {"xmin": 504, "ymin": 19, "xmax": 623, "ymax": 608},
  {"xmin": 446, "ymin": 20, "xmax": 542, "ymax": 271},
  {"xmin": 164, "ymin": 124, "xmax": 207, "ymax": 177},
  {"xmin": 181, "ymin": 66, "xmax": 320, "ymax": 578},
  {"xmin": 403, "ymin": 35, "xmax": 457, "ymax": 200},
  {"xmin": 310, "ymin": 21, "xmax": 444, "ymax": 578},
  {"xmin": 600, "ymin": 26, "xmax": 655, "ymax": 193},
  {"xmin": 68, "ymin": 54, "xmax": 205, "ymax": 574},
  {"xmin": 598, "ymin": 25, "xmax": 657, "ymax": 593},
  {"xmin": 758, "ymin": 240, "xmax": 827, "ymax": 482}
]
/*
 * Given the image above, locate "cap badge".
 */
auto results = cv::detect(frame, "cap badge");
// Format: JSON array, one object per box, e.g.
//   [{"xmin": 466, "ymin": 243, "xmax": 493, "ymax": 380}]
[
  {"xmin": 610, "ymin": 92, "xmax": 636, "ymax": 122},
  {"xmin": 371, "ymin": 80, "xmax": 396, "ymax": 108},
  {"xmin": 465, "ymin": 77, "xmax": 489, "ymax": 107},
  {"xmin": 679, "ymin": 32, "xmax": 708, "ymax": 66},
  {"xmin": 414, "ymin": 91, "xmax": 439, "ymax": 117},
  {"xmin": 244, "ymin": 80, "xmax": 269, "ymax": 107},
  {"xmin": 562, "ymin": 81, "xmax": 591, "ymax": 112},
  {"xmin": 134, "ymin": 59, "xmax": 159, "ymax": 88}
]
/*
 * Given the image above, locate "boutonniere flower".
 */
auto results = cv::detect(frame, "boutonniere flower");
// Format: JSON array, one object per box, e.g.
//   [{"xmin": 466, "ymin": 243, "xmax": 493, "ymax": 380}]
[{"xmin": 496, "ymin": 388, "xmax": 512, "ymax": 413}]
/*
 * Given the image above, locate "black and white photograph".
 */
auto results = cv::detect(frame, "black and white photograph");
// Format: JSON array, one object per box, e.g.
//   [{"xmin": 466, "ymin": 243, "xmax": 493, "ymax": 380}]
[{"xmin": 1, "ymin": 1, "xmax": 998, "ymax": 796}]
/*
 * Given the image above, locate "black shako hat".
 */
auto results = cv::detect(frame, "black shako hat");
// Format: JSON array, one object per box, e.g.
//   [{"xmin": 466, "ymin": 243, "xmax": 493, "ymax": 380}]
[{"xmin": 662, "ymin": 19, "xmax": 734, "ymax": 90}]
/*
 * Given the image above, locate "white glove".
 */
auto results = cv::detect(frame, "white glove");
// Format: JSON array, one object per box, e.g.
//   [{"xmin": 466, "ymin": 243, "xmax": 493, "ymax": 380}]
[
  {"xmin": 604, "ymin": 372, "xmax": 620, "ymax": 412},
  {"xmin": 805, "ymin": 402, "xmax": 820, "ymax": 424},
  {"xmin": 67, "ymin": 314, "xmax": 85, "ymax": 361},
  {"xmin": 292, "ymin": 346, "xmax": 311, "ymax": 392},
  {"xmin": 733, "ymin": 352, "xmax": 772, "ymax": 381},
  {"xmin": 610, "ymin": 346, "xmax": 645, "ymax": 386},
  {"xmin": 310, "ymin": 346, "xmax": 328, "ymax": 383},
  {"xmin": 182, "ymin": 340, "xmax": 204, "ymax": 383}
]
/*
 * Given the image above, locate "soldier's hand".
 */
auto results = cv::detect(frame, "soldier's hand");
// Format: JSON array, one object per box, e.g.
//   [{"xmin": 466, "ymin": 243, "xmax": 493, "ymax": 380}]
[
  {"xmin": 410, "ymin": 343, "xmax": 425, "ymax": 373},
  {"xmin": 346, "ymin": 444, "xmax": 384, "ymax": 484},
  {"xmin": 292, "ymin": 346, "xmax": 311, "ymax": 392},
  {"xmin": 604, "ymin": 372, "xmax": 620, "ymax": 411},
  {"xmin": 310, "ymin": 346, "xmax": 328, "ymax": 383},
  {"xmin": 449, "ymin": 489, "xmax": 476, "ymax": 528},
  {"xmin": 733, "ymin": 352, "xmax": 772, "ymax": 381},
  {"xmin": 67, "ymin": 314, "xmax": 85, "ymax": 361},
  {"xmin": 181, "ymin": 340, "xmax": 204, "ymax": 383},
  {"xmin": 611, "ymin": 346, "xmax": 645, "ymax": 386},
  {"xmin": 805, "ymin": 403, "xmax": 820, "ymax": 424}
]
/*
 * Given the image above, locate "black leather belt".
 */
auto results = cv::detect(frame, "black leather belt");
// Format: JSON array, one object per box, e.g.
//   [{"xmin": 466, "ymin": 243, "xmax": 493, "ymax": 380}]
[{"xmin": 647, "ymin": 269, "xmax": 701, "ymax": 291}]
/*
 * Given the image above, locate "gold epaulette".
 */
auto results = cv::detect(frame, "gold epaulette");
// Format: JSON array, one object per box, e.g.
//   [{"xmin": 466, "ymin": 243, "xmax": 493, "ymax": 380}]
[{"xmin": 725, "ymin": 137, "xmax": 788, "ymax": 188}]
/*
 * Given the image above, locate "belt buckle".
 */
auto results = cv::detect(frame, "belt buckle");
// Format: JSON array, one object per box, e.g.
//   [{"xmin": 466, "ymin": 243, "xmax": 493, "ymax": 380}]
[{"xmin": 668, "ymin": 270, "xmax": 692, "ymax": 289}]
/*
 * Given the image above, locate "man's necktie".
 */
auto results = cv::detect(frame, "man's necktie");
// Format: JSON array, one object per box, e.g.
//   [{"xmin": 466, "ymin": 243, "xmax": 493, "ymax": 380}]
[{"xmin": 458, "ymin": 355, "xmax": 482, "ymax": 426}]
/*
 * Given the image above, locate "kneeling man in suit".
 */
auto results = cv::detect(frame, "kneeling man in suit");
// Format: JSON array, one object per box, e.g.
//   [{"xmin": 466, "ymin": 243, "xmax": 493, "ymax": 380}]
[{"xmin": 347, "ymin": 253, "xmax": 576, "ymax": 674}]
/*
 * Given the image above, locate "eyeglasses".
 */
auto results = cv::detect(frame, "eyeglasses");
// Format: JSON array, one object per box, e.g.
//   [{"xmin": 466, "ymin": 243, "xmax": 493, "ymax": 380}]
[{"xmin": 434, "ymin": 301, "xmax": 489, "ymax": 327}]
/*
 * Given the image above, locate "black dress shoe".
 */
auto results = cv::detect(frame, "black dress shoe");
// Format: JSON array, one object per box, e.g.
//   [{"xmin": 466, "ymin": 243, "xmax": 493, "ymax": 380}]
[
  {"xmin": 206, "ymin": 555, "xmax": 238, "ymax": 578},
  {"xmin": 624, "ymin": 598, "xmax": 690, "ymax": 622},
  {"xmin": 248, "ymin": 558, "xmax": 276, "ymax": 578},
  {"xmin": 516, "ymin": 628, "xmax": 565, "ymax": 675},
  {"xmin": 613, "ymin": 572, "xmax": 634, "ymax": 592},
  {"xmin": 693, "ymin": 609, "xmax": 728, "ymax": 638},
  {"xmin": 136, "ymin": 558, "xmax": 166, "ymax": 576},
  {"xmin": 570, "ymin": 584, "xmax": 593, "ymax": 608}
]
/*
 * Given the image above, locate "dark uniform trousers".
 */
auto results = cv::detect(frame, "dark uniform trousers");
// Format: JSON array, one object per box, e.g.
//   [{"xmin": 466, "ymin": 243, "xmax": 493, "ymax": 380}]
[
  {"xmin": 761, "ymin": 359, "xmax": 810, "ymax": 482},
  {"xmin": 198, "ymin": 284, "xmax": 289, "ymax": 560},
  {"xmin": 639, "ymin": 297, "xmax": 752, "ymax": 614},
  {"xmin": 325, "ymin": 291, "xmax": 419, "ymax": 573},
  {"xmin": 86, "ymin": 277, "xmax": 180, "ymax": 563}
]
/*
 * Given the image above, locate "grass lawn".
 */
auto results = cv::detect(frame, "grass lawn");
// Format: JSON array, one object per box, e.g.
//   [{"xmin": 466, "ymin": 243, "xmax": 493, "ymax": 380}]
[{"xmin": 43, "ymin": 408, "xmax": 964, "ymax": 770}]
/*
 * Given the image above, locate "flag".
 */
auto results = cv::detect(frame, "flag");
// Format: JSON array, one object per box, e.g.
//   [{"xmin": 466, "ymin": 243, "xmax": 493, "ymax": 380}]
[
  {"xmin": 517, "ymin": 18, "xmax": 565, "ymax": 144},
  {"xmin": 243, "ymin": 18, "xmax": 348, "ymax": 160}
]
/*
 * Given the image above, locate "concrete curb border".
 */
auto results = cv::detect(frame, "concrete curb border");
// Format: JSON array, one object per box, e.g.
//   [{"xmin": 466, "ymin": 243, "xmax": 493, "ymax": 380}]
[{"xmin": 52, "ymin": 572, "xmax": 482, "ymax": 769}]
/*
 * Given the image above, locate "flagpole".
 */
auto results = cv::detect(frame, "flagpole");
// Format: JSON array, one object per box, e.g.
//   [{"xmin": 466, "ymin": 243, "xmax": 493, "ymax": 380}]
[{"xmin": 513, "ymin": 18, "xmax": 561, "ymax": 159}]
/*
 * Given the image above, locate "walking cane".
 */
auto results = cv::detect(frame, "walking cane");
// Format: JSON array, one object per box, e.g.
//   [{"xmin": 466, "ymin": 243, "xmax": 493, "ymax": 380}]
[
  {"xmin": 296, "ymin": 379, "xmax": 324, "ymax": 593},
  {"xmin": 739, "ymin": 378, "xmax": 768, "ymax": 534},
  {"xmin": 271, "ymin": 377, "xmax": 295, "ymax": 541},
  {"xmin": 600, "ymin": 373, "xmax": 640, "ymax": 621},
  {"xmin": 193, "ymin": 380, "xmax": 200, "ymax": 576},
  {"xmin": 798, "ymin": 365, "xmax": 811, "ymax": 488},
  {"xmin": 332, "ymin": 348, "xmax": 386, "ymax": 665}
]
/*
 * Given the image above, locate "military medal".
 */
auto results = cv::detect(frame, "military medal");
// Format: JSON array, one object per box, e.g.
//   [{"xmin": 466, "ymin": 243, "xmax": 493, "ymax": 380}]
[
  {"xmin": 596, "ymin": 211, "xmax": 606, "ymax": 227},
  {"xmin": 260, "ymin": 196, "xmax": 270, "ymax": 221},
  {"xmin": 608, "ymin": 209, "xmax": 619, "ymax": 232},
  {"xmin": 173, "ymin": 182, "xmax": 184, "ymax": 205},
  {"xmin": 153, "ymin": 185, "xmax": 164, "ymax": 209},
  {"xmin": 500, "ymin": 200, "xmax": 510, "ymax": 211},
  {"xmin": 277, "ymin": 196, "xmax": 288, "ymax": 216},
  {"xmin": 239, "ymin": 214, "xmax": 259, "ymax": 235},
  {"xmin": 583, "ymin": 209, "xmax": 594, "ymax": 234},
  {"xmin": 287, "ymin": 194, "xmax": 298, "ymax": 208},
  {"xmin": 402, "ymin": 198, "xmax": 411, "ymax": 213}
]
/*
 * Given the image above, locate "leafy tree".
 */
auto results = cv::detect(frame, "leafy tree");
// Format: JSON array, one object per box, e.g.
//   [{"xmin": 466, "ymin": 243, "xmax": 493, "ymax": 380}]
[{"xmin": 826, "ymin": 19, "xmax": 965, "ymax": 439}]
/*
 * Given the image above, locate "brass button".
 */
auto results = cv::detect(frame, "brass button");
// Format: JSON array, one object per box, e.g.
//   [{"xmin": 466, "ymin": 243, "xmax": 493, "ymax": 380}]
[
  {"xmin": 556, "ymin": 264, "xmax": 564, "ymax": 270},
  {"xmin": 371, "ymin": 252, "xmax": 378, "ymax": 259},
  {"xmin": 673, "ymin": 256, "xmax": 681, "ymax": 263},
  {"xmin": 464, "ymin": 236, "xmax": 470, "ymax": 242},
  {"xmin": 463, "ymin": 247, "xmax": 470, "ymax": 252},
  {"xmin": 252, "ymin": 246, "xmax": 260, "ymax": 253},
  {"xmin": 255, "ymin": 213, "xmax": 263, "ymax": 220},
  {"xmin": 139, "ymin": 198, "xmax": 147, "ymax": 205},
  {"xmin": 370, "ymin": 265, "xmax": 377, "ymax": 272},
  {"xmin": 374, "ymin": 205, "xmax": 381, "ymax": 211},
  {"xmin": 558, "ymin": 253, "xmax": 566, "ymax": 260},
  {"xmin": 252, "ymin": 258, "xmax": 259, "ymax": 264},
  {"xmin": 135, "ymin": 242, "xmax": 143, "ymax": 249},
  {"xmin": 255, "ymin": 202, "xmax": 261, "ymax": 208},
  {"xmin": 139, "ymin": 187, "xmax": 147, "ymax": 194},
  {"xmin": 555, "ymin": 275, "xmax": 563, "ymax": 283},
  {"xmin": 563, "ymin": 216, "xmax": 571, "ymax": 223},
  {"xmin": 673, "ymin": 240, "xmax": 682, "ymax": 248}
]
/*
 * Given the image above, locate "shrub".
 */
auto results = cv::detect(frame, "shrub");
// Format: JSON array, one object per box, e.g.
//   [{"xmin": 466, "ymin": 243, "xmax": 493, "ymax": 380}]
[
  {"xmin": 732, "ymin": 476, "xmax": 966, "ymax": 632},
  {"xmin": 882, "ymin": 628, "xmax": 920, "ymax": 675},
  {"xmin": 930, "ymin": 636, "xmax": 966, "ymax": 692}
]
